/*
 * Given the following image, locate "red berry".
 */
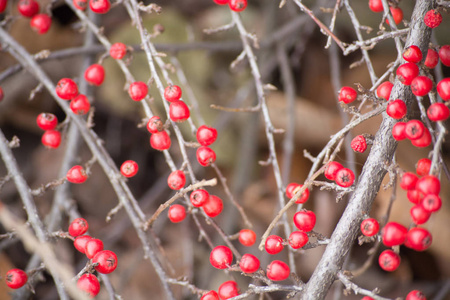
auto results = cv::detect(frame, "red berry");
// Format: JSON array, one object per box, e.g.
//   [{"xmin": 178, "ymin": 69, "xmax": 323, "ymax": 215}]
[
  {"xmin": 437, "ymin": 78, "xmax": 450, "ymax": 101},
  {"xmin": 228, "ymin": 0, "xmax": 247, "ymax": 12},
  {"xmin": 381, "ymin": 221, "xmax": 407, "ymax": 247},
  {"xmin": 285, "ymin": 183, "xmax": 309, "ymax": 204},
  {"xmin": 407, "ymin": 189, "xmax": 424, "ymax": 204},
  {"xmin": 378, "ymin": 250, "xmax": 401, "ymax": 272},
  {"xmin": 400, "ymin": 172, "xmax": 418, "ymax": 190},
  {"xmin": 239, "ymin": 253, "xmax": 260, "ymax": 273},
  {"xmin": 218, "ymin": 281, "xmax": 239, "ymax": 299},
  {"xmin": 68, "ymin": 218, "xmax": 89, "ymax": 237},
  {"xmin": 335, "ymin": 168, "xmax": 355, "ymax": 187},
  {"xmin": 411, "ymin": 76, "xmax": 433, "ymax": 97},
  {"xmin": 128, "ymin": 81, "xmax": 148, "ymax": 101},
  {"xmin": 404, "ymin": 227, "xmax": 432, "ymax": 251},
  {"xmin": 5, "ymin": 269, "xmax": 28, "ymax": 289},
  {"xmin": 324, "ymin": 161, "xmax": 344, "ymax": 180},
  {"xmin": 77, "ymin": 274, "xmax": 100, "ymax": 297},
  {"xmin": 386, "ymin": 99, "xmax": 407, "ymax": 119},
  {"xmin": 167, "ymin": 170, "xmax": 186, "ymax": 190},
  {"xmin": 410, "ymin": 205, "xmax": 431, "ymax": 225},
  {"xmin": 197, "ymin": 146, "xmax": 216, "ymax": 167},
  {"xmin": 169, "ymin": 100, "xmax": 190, "ymax": 122},
  {"xmin": 396, "ymin": 63, "xmax": 419, "ymax": 85},
  {"xmin": 73, "ymin": 0, "xmax": 88, "ymax": 10},
  {"xmin": 196, "ymin": 125, "xmax": 218, "ymax": 146},
  {"xmin": 0, "ymin": 0, "xmax": 6, "ymax": 13},
  {"xmin": 202, "ymin": 194, "xmax": 223, "ymax": 218},
  {"xmin": 201, "ymin": 291, "xmax": 219, "ymax": 300},
  {"xmin": 92, "ymin": 250, "xmax": 118, "ymax": 274},
  {"xmin": 67, "ymin": 165, "xmax": 88, "ymax": 184},
  {"xmin": 0, "ymin": 86, "xmax": 3, "ymax": 101},
  {"xmin": 376, "ymin": 81, "xmax": 394, "ymax": 101},
  {"xmin": 405, "ymin": 120, "xmax": 425, "ymax": 140},
  {"xmin": 210, "ymin": 245, "xmax": 233, "ymax": 269},
  {"xmin": 42, "ymin": 130, "xmax": 61, "ymax": 149},
  {"xmin": 168, "ymin": 204, "xmax": 186, "ymax": 223},
  {"xmin": 84, "ymin": 64, "xmax": 105, "ymax": 86},
  {"xmin": 360, "ymin": 218, "xmax": 380, "ymax": 237},
  {"xmin": 109, "ymin": 42, "xmax": 127, "ymax": 59},
  {"xmin": 416, "ymin": 158, "xmax": 431, "ymax": 176},
  {"xmin": 85, "ymin": 238, "xmax": 104, "ymax": 259},
  {"xmin": 351, "ymin": 135, "xmax": 367, "ymax": 153},
  {"xmin": 416, "ymin": 175, "xmax": 440, "ymax": 195},
  {"xmin": 424, "ymin": 9, "xmax": 442, "ymax": 28},
  {"xmin": 56, "ymin": 78, "xmax": 78, "ymax": 100},
  {"xmin": 120, "ymin": 160, "xmax": 139, "ymax": 178},
  {"xmin": 214, "ymin": 0, "xmax": 228, "ymax": 4},
  {"xmin": 17, "ymin": 0, "xmax": 39, "ymax": 17},
  {"xmin": 386, "ymin": 7, "xmax": 403, "ymax": 25},
  {"xmin": 238, "ymin": 229, "xmax": 256, "ymax": 247},
  {"xmin": 406, "ymin": 290, "xmax": 427, "ymax": 300},
  {"xmin": 30, "ymin": 14, "xmax": 52, "ymax": 34},
  {"xmin": 411, "ymin": 127, "xmax": 431, "ymax": 148},
  {"xmin": 293, "ymin": 210, "xmax": 316, "ymax": 232},
  {"xmin": 362, "ymin": 297, "xmax": 374, "ymax": 300},
  {"xmin": 164, "ymin": 85, "xmax": 182, "ymax": 102},
  {"xmin": 74, "ymin": 235, "xmax": 92, "ymax": 254},
  {"xmin": 89, "ymin": 0, "xmax": 110, "ymax": 13},
  {"xmin": 265, "ymin": 235, "xmax": 284, "ymax": 255},
  {"xmin": 403, "ymin": 45, "xmax": 423, "ymax": 63},
  {"xmin": 421, "ymin": 194, "xmax": 442, "ymax": 212},
  {"xmin": 150, "ymin": 131, "xmax": 171, "ymax": 151},
  {"xmin": 146, "ymin": 116, "xmax": 164, "ymax": 133},
  {"xmin": 424, "ymin": 49, "xmax": 439, "ymax": 69},
  {"xmin": 70, "ymin": 94, "xmax": 91, "ymax": 115},
  {"xmin": 439, "ymin": 45, "xmax": 450, "ymax": 67},
  {"xmin": 427, "ymin": 102, "xmax": 450, "ymax": 121},
  {"xmin": 266, "ymin": 260, "xmax": 290, "ymax": 281},
  {"xmin": 288, "ymin": 231, "xmax": 308, "ymax": 249},
  {"xmin": 37, "ymin": 113, "xmax": 58, "ymax": 130},
  {"xmin": 190, "ymin": 189, "xmax": 209, "ymax": 207},
  {"xmin": 338, "ymin": 86, "xmax": 357, "ymax": 104},
  {"xmin": 392, "ymin": 122, "xmax": 407, "ymax": 141},
  {"xmin": 368, "ymin": 0, "xmax": 383, "ymax": 13}
]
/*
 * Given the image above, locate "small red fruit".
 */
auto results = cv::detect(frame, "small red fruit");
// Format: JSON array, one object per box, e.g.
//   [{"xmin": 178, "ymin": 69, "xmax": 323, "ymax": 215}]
[
  {"xmin": 150, "ymin": 131, "xmax": 171, "ymax": 151},
  {"xmin": 66, "ymin": 165, "xmax": 88, "ymax": 184},
  {"xmin": 386, "ymin": 99, "xmax": 407, "ymax": 119},
  {"xmin": 335, "ymin": 168, "xmax": 355, "ymax": 187},
  {"xmin": 70, "ymin": 94, "xmax": 91, "ymax": 115},
  {"xmin": 167, "ymin": 170, "xmax": 186, "ymax": 190},
  {"xmin": 164, "ymin": 85, "xmax": 182, "ymax": 102},
  {"xmin": 5, "ymin": 269, "xmax": 28, "ymax": 289},
  {"xmin": 17, "ymin": 0, "xmax": 39, "ymax": 17},
  {"xmin": 416, "ymin": 175, "xmax": 440, "ymax": 195},
  {"xmin": 265, "ymin": 235, "xmax": 284, "ymax": 255},
  {"xmin": 218, "ymin": 281, "xmax": 239, "ymax": 299},
  {"xmin": 196, "ymin": 125, "xmax": 218, "ymax": 146},
  {"xmin": 285, "ymin": 183, "xmax": 309, "ymax": 203},
  {"xmin": 424, "ymin": 49, "xmax": 439, "ymax": 69},
  {"xmin": 239, "ymin": 253, "xmax": 260, "ymax": 273},
  {"xmin": 416, "ymin": 158, "xmax": 431, "ymax": 176},
  {"xmin": 42, "ymin": 130, "xmax": 61, "ymax": 149},
  {"xmin": 411, "ymin": 76, "xmax": 433, "ymax": 97},
  {"xmin": 407, "ymin": 189, "xmax": 424, "ymax": 204},
  {"xmin": 56, "ymin": 78, "xmax": 78, "ymax": 100},
  {"xmin": 376, "ymin": 81, "xmax": 394, "ymax": 101},
  {"xmin": 288, "ymin": 231, "xmax": 308, "ymax": 249},
  {"xmin": 0, "ymin": 0, "xmax": 6, "ymax": 13},
  {"xmin": 437, "ymin": 78, "xmax": 450, "ymax": 101},
  {"xmin": 397, "ymin": 62, "xmax": 419, "ymax": 85},
  {"xmin": 404, "ymin": 227, "xmax": 432, "ymax": 251},
  {"xmin": 405, "ymin": 120, "xmax": 425, "ymax": 140},
  {"xmin": 239, "ymin": 229, "xmax": 256, "ymax": 247},
  {"xmin": 392, "ymin": 122, "xmax": 407, "ymax": 141},
  {"xmin": 368, "ymin": 0, "xmax": 383, "ymax": 13},
  {"xmin": 196, "ymin": 146, "xmax": 216, "ymax": 167},
  {"xmin": 37, "ymin": 113, "xmax": 58, "ymax": 130},
  {"xmin": 406, "ymin": 290, "xmax": 427, "ymax": 300},
  {"xmin": 338, "ymin": 86, "xmax": 357, "ymax": 104},
  {"xmin": 202, "ymin": 194, "xmax": 223, "ymax": 218},
  {"xmin": 378, "ymin": 250, "xmax": 401, "ymax": 272},
  {"xmin": 168, "ymin": 204, "xmax": 186, "ymax": 223},
  {"xmin": 400, "ymin": 172, "xmax": 418, "ymax": 190},
  {"xmin": 210, "ymin": 245, "xmax": 233, "ymax": 269},
  {"xmin": 73, "ymin": 0, "xmax": 88, "ymax": 10},
  {"xmin": 424, "ymin": 9, "xmax": 442, "ymax": 28},
  {"xmin": 427, "ymin": 102, "xmax": 450, "ymax": 121},
  {"xmin": 293, "ymin": 210, "xmax": 316, "ymax": 232},
  {"xmin": 266, "ymin": 260, "xmax": 290, "ymax": 281},
  {"xmin": 169, "ymin": 100, "xmax": 190, "ymax": 122},
  {"xmin": 421, "ymin": 194, "xmax": 442, "ymax": 212},
  {"xmin": 201, "ymin": 291, "xmax": 219, "ymax": 300},
  {"xmin": 410, "ymin": 205, "xmax": 431, "ymax": 225},
  {"xmin": 146, "ymin": 116, "xmax": 164, "ymax": 133},
  {"xmin": 92, "ymin": 250, "xmax": 118, "ymax": 274},
  {"xmin": 324, "ymin": 161, "xmax": 343, "ymax": 180},
  {"xmin": 84, "ymin": 64, "xmax": 105, "ymax": 86},
  {"xmin": 110, "ymin": 42, "xmax": 127, "ymax": 59},
  {"xmin": 85, "ymin": 238, "xmax": 104, "ymax": 259},
  {"xmin": 74, "ymin": 235, "xmax": 92, "ymax": 254},
  {"xmin": 351, "ymin": 135, "xmax": 367, "ymax": 153},
  {"xmin": 228, "ymin": 0, "xmax": 247, "ymax": 12},
  {"xmin": 89, "ymin": 0, "xmax": 110, "ymax": 13},
  {"xmin": 360, "ymin": 218, "xmax": 380, "ymax": 237},
  {"xmin": 411, "ymin": 128, "xmax": 431, "ymax": 148},
  {"xmin": 214, "ymin": 0, "xmax": 229, "ymax": 4},
  {"xmin": 77, "ymin": 274, "xmax": 100, "ymax": 297},
  {"xmin": 386, "ymin": 7, "xmax": 403, "ymax": 25},
  {"xmin": 381, "ymin": 221, "xmax": 407, "ymax": 247},
  {"xmin": 403, "ymin": 45, "xmax": 422, "ymax": 63},
  {"xmin": 120, "ymin": 160, "xmax": 139, "ymax": 178},
  {"xmin": 190, "ymin": 189, "xmax": 209, "ymax": 207},
  {"xmin": 439, "ymin": 45, "xmax": 450, "ymax": 67},
  {"xmin": 30, "ymin": 14, "xmax": 52, "ymax": 34},
  {"xmin": 128, "ymin": 81, "xmax": 148, "ymax": 101},
  {"xmin": 68, "ymin": 218, "xmax": 89, "ymax": 237}
]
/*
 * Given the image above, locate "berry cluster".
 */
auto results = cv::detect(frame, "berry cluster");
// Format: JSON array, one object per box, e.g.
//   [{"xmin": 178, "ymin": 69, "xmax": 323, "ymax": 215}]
[
  {"xmin": 324, "ymin": 161, "xmax": 355, "ymax": 188},
  {"xmin": 14, "ymin": 0, "xmax": 52, "ymax": 34},
  {"xmin": 213, "ymin": 0, "xmax": 247, "ymax": 13},
  {"xmin": 368, "ymin": 0, "xmax": 403, "ymax": 25}
]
